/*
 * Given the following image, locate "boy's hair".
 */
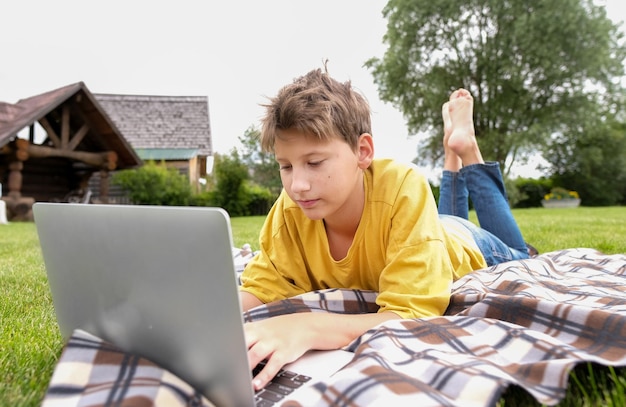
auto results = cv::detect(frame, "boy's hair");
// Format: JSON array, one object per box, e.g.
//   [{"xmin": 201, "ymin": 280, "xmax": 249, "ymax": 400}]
[{"xmin": 260, "ymin": 67, "xmax": 372, "ymax": 152}]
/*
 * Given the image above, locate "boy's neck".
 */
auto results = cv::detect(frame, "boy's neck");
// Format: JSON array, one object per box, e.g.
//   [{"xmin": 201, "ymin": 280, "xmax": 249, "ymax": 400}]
[{"xmin": 323, "ymin": 177, "xmax": 366, "ymax": 260}]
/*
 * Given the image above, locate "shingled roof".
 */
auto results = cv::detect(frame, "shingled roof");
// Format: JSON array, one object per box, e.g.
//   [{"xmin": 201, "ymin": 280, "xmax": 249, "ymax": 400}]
[{"xmin": 94, "ymin": 94, "xmax": 212, "ymax": 159}]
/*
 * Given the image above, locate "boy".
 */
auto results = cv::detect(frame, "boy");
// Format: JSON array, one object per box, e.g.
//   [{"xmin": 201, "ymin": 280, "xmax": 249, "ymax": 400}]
[{"xmin": 239, "ymin": 68, "xmax": 531, "ymax": 390}]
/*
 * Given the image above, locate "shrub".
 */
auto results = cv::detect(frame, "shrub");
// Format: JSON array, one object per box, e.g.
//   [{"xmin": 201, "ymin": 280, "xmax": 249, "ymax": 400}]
[
  {"xmin": 513, "ymin": 178, "xmax": 552, "ymax": 208},
  {"xmin": 245, "ymin": 183, "xmax": 276, "ymax": 215},
  {"xmin": 190, "ymin": 190, "xmax": 216, "ymax": 207},
  {"xmin": 189, "ymin": 182, "xmax": 275, "ymax": 216},
  {"xmin": 112, "ymin": 161, "xmax": 193, "ymax": 206},
  {"xmin": 209, "ymin": 152, "xmax": 250, "ymax": 216}
]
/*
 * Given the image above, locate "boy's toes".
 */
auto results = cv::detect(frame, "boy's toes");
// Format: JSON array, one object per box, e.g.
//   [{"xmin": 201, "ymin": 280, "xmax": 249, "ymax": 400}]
[
  {"xmin": 454, "ymin": 88, "xmax": 472, "ymax": 100},
  {"xmin": 449, "ymin": 89, "xmax": 461, "ymax": 101}
]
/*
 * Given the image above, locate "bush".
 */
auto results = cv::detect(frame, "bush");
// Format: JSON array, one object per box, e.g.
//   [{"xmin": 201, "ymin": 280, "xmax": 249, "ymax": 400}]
[
  {"xmin": 245, "ymin": 183, "xmax": 276, "ymax": 215},
  {"xmin": 190, "ymin": 183, "xmax": 275, "ymax": 216},
  {"xmin": 112, "ymin": 161, "xmax": 193, "ymax": 206},
  {"xmin": 513, "ymin": 178, "xmax": 552, "ymax": 208},
  {"xmin": 190, "ymin": 190, "xmax": 216, "ymax": 207},
  {"xmin": 208, "ymin": 152, "xmax": 250, "ymax": 216}
]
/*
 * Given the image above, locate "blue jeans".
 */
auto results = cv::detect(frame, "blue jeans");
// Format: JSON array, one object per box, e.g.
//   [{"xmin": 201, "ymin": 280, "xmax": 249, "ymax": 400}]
[{"xmin": 438, "ymin": 162, "xmax": 529, "ymax": 266}]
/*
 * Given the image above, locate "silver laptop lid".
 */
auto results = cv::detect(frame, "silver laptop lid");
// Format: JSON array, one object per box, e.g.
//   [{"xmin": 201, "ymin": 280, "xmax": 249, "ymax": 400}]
[{"xmin": 33, "ymin": 203, "xmax": 255, "ymax": 407}]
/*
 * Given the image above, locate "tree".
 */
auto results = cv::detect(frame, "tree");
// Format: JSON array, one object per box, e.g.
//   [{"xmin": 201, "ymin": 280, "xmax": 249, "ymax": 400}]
[
  {"xmin": 544, "ymin": 111, "xmax": 626, "ymax": 206},
  {"xmin": 238, "ymin": 125, "xmax": 282, "ymax": 195},
  {"xmin": 366, "ymin": 0, "xmax": 626, "ymax": 176}
]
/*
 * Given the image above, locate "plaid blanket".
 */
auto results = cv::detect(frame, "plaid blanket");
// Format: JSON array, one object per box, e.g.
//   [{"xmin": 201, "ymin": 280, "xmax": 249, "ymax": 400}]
[{"xmin": 42, "ymin": 248, "xmax": 626, "ymax": 406}]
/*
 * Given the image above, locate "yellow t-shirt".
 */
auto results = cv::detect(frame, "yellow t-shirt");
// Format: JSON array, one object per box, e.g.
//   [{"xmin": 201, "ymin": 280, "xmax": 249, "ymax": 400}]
[{"xmin": 240, "ymin": 159, "xmax": 487, "ymax": 319}]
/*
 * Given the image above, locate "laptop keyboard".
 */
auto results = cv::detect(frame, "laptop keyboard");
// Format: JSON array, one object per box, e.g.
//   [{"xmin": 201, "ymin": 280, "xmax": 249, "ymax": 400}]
[{"xmin": 253, "ymin": 360, "xmax": 312, "ymax": 406}]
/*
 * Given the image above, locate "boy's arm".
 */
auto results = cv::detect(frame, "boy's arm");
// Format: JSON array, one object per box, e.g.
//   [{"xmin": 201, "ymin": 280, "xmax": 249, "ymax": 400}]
[
  {"xmin": 245, "ymin": 310, "xmax": 400, "ymax": 390},
  {"xmin": 240, "ymin": 290, "xmax": 263, "ymax": 312}
]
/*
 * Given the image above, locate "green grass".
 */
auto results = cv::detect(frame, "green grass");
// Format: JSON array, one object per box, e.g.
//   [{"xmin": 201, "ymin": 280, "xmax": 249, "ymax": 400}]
[
  {"xmin": 1, "ymin": 207, "xmax": 625, "ymax": 406},
  {"xmin": 230, "ymin": 215, "xmax": 266, "ymax": 249},
  {"xmin": 508, "ymin": 207, "xmax": 626, "ymax": 254},
  {"xmin": 0, "ymin": 223, "xmax": 63, "ymax": 406}
]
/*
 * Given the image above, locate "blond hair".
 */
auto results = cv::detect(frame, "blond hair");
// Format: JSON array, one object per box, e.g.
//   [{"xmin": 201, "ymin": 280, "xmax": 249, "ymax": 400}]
[{"xmin": 260, "ymin": 67, "xmax": 371, "ymax": 152}]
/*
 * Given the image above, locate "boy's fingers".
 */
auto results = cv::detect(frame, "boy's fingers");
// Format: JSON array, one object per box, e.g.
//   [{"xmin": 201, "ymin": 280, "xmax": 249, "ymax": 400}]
[{"xmin": 252, "ymin": 354, "xmax": 285, "ymax": 390}]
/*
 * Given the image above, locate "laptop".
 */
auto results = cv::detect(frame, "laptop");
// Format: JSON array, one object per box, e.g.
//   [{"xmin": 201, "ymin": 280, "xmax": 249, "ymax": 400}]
[{"xmin": 33, "ymin": 203, "xmax": 353, "ymax": 407}]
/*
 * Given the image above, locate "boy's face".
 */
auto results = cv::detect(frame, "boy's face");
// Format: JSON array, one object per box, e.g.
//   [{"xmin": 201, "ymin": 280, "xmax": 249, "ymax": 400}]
[{"xmin": 274, "ymin": 129, "xmax": 373, "ymax": 222}]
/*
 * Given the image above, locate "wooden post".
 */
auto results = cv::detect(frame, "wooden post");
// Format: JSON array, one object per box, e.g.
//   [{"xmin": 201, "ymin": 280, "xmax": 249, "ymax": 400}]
[
  {"xmin": 99, "ymin": 169, "xmax": 110, "ymax": 204},
  {"xmin": 7, "ymin": 161, "xmax": 23, "ymax": 200},
  {"xmin": 5, "ymin": 139, "xmax": 29, "ymax": 200}
]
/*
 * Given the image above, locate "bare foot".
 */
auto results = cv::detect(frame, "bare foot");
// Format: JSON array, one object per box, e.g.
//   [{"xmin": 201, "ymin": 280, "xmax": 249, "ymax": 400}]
[
  {"xmin": 442, "ymin": 101, "xmax": 462, "ymax": 171},
  {"xmin": 447, "ymin": 89, "xmax": 483, "ymax": 166}
]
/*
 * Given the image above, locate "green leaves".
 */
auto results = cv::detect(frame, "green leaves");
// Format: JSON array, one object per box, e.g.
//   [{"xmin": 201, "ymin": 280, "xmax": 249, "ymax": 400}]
[
  {"xmin": 112, "ymin": 160, "xmax": 193, "ymax": 206},
  {"xmin": 238, "ymin": 126, "xmax": 282, "ymax": 195}
]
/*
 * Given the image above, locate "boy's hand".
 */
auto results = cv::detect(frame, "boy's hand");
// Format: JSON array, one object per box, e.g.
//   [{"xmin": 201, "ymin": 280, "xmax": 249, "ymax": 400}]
[
  {"xmin": 245, "ymin": 314, "xmax": 314, "ymax": 391},
  {"xmin": 244, "ymin": 311, "xmax": 400, "ymax": 390}
]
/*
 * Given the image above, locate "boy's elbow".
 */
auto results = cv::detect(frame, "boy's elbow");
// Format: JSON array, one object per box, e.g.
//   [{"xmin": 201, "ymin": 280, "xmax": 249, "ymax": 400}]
[{"xmin": 240, "ymin": 290, "xmax": 263, "ymax": 312}]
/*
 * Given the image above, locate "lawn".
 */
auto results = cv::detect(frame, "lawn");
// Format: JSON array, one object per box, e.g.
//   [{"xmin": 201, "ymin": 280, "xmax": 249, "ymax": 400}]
[{"xmin": 1, "ymin": 206, "xmax": 625, "ymax": 406}]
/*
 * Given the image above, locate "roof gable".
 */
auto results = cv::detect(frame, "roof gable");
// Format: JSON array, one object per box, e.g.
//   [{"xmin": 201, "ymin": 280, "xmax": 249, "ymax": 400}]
[
  {"xmin": 0, "ymin": 83, "xmax": 141, "ymax": 169},
  {"xmin": 0, "ymin": 83, "xmax": 83, "ymax": 144}
]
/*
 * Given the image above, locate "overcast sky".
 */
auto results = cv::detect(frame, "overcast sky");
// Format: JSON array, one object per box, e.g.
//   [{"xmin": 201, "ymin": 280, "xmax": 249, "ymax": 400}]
[{"xmin": 1, "ymin": 0, "xmax": 624, "ymax": 180}]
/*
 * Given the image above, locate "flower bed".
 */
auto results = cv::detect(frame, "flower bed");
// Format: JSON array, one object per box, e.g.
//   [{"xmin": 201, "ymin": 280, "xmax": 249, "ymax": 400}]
[{"xmin": 542, "ymin": 187, "xmax": 580, "ymax": 208}]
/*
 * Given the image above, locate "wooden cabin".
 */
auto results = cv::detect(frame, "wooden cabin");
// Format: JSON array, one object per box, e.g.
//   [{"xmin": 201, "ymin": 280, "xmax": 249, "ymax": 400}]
[
  {"xmin": 1, "ymin": 84, "xmax": 214, "ymax": 220},
  {"xmin": 0, "ymin": 83, "xmax": 142, "ymax": 221}
]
